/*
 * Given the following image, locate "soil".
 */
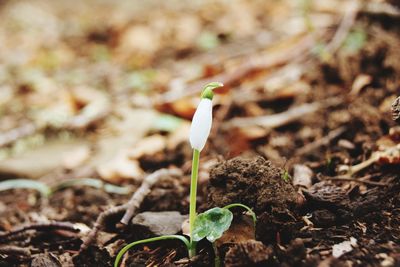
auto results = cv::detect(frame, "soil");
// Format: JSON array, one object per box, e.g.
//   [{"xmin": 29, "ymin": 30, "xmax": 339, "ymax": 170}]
[{"xmin": 0, "ymin": 1, "xmax": 400, "ymax": 267}]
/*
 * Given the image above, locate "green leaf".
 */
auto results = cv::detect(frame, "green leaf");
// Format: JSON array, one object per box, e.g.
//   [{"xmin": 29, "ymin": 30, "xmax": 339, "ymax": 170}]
[{"xmin": 192, "ymin": 207, "xmax": 233, "ymax": 242}]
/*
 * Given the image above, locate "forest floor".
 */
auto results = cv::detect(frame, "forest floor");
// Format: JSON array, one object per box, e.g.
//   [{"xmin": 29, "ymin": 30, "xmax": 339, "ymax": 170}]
[{"xmin": 0, "ymin": 0, "xmax": 399, "ymax": 266}]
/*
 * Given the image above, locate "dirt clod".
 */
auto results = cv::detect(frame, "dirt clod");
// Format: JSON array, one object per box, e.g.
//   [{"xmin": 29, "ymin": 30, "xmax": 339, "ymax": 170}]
[
  {"xmin": 207, "ymin": 157, "xmax": 302, "ymax": 244},
  {"xmin": 207, "ymin": 157, "xmax": 299, "ymax": 213}
]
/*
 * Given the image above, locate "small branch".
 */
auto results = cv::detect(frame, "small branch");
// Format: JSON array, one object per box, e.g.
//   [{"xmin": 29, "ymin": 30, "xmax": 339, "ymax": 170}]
[
  {"xmin": 324, "ymin": 175, "xmax": 388, "ymax": 186},
  {"xmin": 325, "ymin": 0, "xmax": 361, "ymax": 54},
  {"xmin": 0, "ymin": 245, "xmax": 31, "ymax": 257},
  {"xmin": 363, "ymin": 2, "xmax": 400, "ymax": 17},
  {"xmin": 296, "ymin": 126, "xmax": 347, "ymax": 156},
  {"xmin": 80, "ymin": 204, "xmax": 127, "ymax": 251},
  {"xmin": 80, "ymin": 168, "xmax": 182, "ymax": 251},
  {"xmin": 226, "ymin": 102, "xmax": 321, "ymax": 129},
  {"xmin": 0, "ymin": 221, "xmax": 80, "ymax": 242},
  {"xmin": 121, "ymin": 169, "xmax": 182, "ymax": 225}
]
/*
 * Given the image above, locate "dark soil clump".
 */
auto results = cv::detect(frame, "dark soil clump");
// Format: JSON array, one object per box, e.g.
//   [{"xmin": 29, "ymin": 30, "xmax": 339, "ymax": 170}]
[
  {"xmin": 207, "ymin": 157, "xmax": 302, "ymax": 243},
  {"xmin": 207, "ymin": 157, "xmax": 299, "ymax": 213}
]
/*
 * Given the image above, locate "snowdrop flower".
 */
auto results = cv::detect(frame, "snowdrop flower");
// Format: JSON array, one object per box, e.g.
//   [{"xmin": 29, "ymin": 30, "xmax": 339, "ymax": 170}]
[{"xmin": 189, "ymin": 82, "xmax": 223, "ymax": 151}]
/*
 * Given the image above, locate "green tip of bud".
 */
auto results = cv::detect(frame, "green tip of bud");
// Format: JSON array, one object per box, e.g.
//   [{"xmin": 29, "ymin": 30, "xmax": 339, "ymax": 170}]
[{"xmin": 200, "ymin": 82, "xmax": 224, "ymax": 100}]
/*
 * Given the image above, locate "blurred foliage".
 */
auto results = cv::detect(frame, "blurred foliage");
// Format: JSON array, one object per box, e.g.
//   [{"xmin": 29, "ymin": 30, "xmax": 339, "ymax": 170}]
[{"xmin": 342, "ymin": 28, "xmax": 367, "ymax": 54}]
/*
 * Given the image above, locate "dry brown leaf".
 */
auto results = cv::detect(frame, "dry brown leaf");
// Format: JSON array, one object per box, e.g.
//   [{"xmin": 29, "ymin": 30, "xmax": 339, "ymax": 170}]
[
  {"xmin": 167, "ymin": 122, "xmax": 190, "ymax": 149},
  {"xmin": 215, "ymin": 216, "xmax": 255, "ymax": 247},
  {"xmin": 62, "ymin": 145, "xmax": 91, "ymax": 170},
  {"xmin": 293, "ymin": 164, "xmax": 313, "ymax": 188},
  {"xmin": 0, "ymin": 140, "xmax": 88, "ymax": 178},
  {"xmin": 128, "ymin": 134, "xmax": 166, "ymax": 159},
  {"xmin": 350, "ymin": 74, "xmax": 372, "ymax": 95},
  {"xmin": 97, "ymin": 151, "xmax": 143, "ymax": 182}
]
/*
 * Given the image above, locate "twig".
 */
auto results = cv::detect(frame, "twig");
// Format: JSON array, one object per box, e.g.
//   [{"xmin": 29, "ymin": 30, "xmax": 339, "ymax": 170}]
[
  {"xmin": 226, "ymin": 102, "xmax": 320, "ymax": 129},
  {"xmin": 121, "ymin": 169, "xmax": 182, "ymax": 224},
  {"xmin": 324, "ymin": 175, "xmax": 388, "ymax": 187},
  {"xmin": 296, "ymin": 126, "xmax": 347, "ymax": 156},
  {"xmin": 325, "ymin": 0, "xmax": 361, "ymax": 54},
  {"xmin": 0, "ymin": 245, "xmax": 31, "ymax": 257},
  {"xmin": 226, "ymin": 97, "xmax": 342, "ymax": 129},
  {"xmin": 0, "ymin": 221, "xmax": 80, "ymax": 242},
  {"xmin": 80, "ymin": 168, "xmax": 182, "ymax": 251},
  {"xmin": 343, "ymin": 145, "xmax": 400, "ymax": 176},
  {"xmin": 363, "ymin": 2, "xmax": 400, "ymax": 17},
  {"xmin": 80, "ymin": 204, "xmax": 127, "ymax": 251}
]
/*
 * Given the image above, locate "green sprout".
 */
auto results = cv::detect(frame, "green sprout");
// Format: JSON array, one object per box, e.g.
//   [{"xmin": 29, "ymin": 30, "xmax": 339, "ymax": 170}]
[
  {"xmin": 114, "ymin": 82, "xmax": 256, "ymax": 267},
  {"xmin": 282, "ymin": 170, "xmax": 291, "ymax": 183}
]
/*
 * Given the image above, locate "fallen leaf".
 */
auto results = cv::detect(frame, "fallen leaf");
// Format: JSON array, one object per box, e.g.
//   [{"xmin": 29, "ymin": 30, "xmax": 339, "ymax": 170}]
[
  {"xmin": 350, "ymin": 74, "xmax": 371, "ymax": 95},
  {"xmin": 62, "ymin": 145, "xmax": 90, "ymax": 169},
  {"xmin": 0, "ymin": 140, "xmax": 88, "ymax": 178},
  {"xmin": 97, "ymin": 150, "xmax": 143, "ymax": 182},
  {"xmin": 131, "ymin": 211, "xmax": 188, "ymax": 236},
  {"xmin": 215, "ymin": 215, "xmax": 255, "ymax": 247},
  {"xmin": 128, "ymin": 135, "xmax": 166, "ymax": 159},
  {"xmin": 293, "ymin": 164, "xmax": 313, "ymax": 188},
  {"xmin": 332, "ymin": 237, "xmax": 357, "ymax": 258}
]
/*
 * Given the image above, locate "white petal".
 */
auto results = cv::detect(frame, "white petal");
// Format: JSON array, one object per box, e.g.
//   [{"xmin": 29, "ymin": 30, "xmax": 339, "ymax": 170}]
[{"xmin": 189, "ymin": 99, "xmax": 213, "ymax": 151}]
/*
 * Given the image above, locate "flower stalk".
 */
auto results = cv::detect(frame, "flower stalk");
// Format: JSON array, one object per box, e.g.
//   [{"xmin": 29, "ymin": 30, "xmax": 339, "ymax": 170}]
[
  {"xmin": 188, "ymin": 81, "xmax": 223, "ymax": 257},
  {"xmin": 189, "ymin": 148, "xmax": 200, "ymax": 257}
]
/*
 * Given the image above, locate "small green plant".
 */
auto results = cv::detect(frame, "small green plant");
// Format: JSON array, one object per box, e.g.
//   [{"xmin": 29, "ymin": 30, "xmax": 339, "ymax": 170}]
[
  {"xmin": 281, "ymin": 170, "xmax": 291, "ymax": 183},
  {"xmin": 114, "ymin": 82, "xmax": 256, "ymax": 267}
]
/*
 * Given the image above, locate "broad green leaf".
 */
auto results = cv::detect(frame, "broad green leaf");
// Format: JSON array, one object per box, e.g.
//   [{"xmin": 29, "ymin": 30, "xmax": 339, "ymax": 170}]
[{"xmin": 192, "ymin": 207, "xmax": 233, "ymax": 242}]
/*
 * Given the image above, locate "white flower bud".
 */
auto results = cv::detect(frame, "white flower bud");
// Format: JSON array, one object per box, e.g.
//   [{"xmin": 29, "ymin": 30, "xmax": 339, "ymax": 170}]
[{"xmin": 189, "ymin": 98, "xmax": 213, "ymax": 151}]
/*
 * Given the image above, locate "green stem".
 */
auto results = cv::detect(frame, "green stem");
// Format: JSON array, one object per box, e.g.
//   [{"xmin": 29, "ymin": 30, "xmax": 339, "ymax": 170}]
[
  {"xmin": 114, "ymin": 235, "xmax": 190, "ymax": 267},
  {"xmin": 189, "ymin": 148, "xmax": 200, "ymax": 257},
  {"xmin": 223, "ymin": 203, "xmax": 257, "ymax": 226},
  {"xmin": 212, "ymin": 242, "xmax": 221, "ymax": 267}
]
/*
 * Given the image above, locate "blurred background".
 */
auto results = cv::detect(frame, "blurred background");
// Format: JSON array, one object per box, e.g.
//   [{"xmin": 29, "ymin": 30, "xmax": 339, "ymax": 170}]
[
  {"xmin": 1, "ymin": 0, "xmax": 389, "ymax": 182},
  {"xmin": 1, "ymin": 0, "xmax": 400, "ymax": 266}
]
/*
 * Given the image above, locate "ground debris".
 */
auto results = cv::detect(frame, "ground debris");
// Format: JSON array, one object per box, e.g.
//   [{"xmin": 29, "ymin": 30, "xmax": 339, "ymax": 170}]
[
  {"xmin": 80, "ymin": 168, "xmax": 181, "ymax": 251},
  {"xmin": 332, "ymin": 237, "xmax": 357, "ymax": 258},
  {"xmin": 131, "ymin": 211, "xmax": 187, "ymax": 236},
  {"xmin": 224, "ymin": 240, "xmax": 273, "ymax": 267},
  {"xmin": 31, "ymin": 253, "xmax": 62, "ymax": 267},
  {"xmin": 207, "ymin": 157, "xmax": 299, "ymax": 213},
  {"xmin": 293, "ymin": 164, "xmax": 313, "ymax": 188},
  {"xmin": 207, "ymin": 157, "xmax": 302, "ymax": 243}
]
